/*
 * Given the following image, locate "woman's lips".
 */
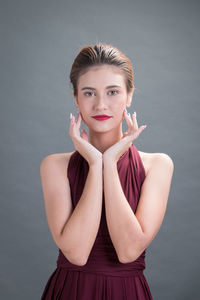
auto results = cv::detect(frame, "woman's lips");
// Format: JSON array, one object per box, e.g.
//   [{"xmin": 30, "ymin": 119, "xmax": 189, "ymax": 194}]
[{"xmin": 92, "ymin": 116, "xmax": 112, "ymax": 121}]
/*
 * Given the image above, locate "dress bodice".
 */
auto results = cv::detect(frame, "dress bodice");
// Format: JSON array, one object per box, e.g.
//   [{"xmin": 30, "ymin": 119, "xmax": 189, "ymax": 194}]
[{"xmin": 56, "ymin": 143, "xmax": 147, "ymax": 276}]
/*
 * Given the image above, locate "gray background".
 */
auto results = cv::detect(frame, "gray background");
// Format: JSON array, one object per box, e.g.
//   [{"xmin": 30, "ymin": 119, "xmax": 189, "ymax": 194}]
[{"xmin": 1, "ymin": 0, "xmax": 199, "ymax": 299}]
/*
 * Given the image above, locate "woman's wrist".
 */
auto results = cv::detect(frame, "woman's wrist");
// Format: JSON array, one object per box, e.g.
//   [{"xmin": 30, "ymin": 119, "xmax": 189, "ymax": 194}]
[{"xmin": 89, "ymin": 160, "xmax": 103, "ymax": 170}]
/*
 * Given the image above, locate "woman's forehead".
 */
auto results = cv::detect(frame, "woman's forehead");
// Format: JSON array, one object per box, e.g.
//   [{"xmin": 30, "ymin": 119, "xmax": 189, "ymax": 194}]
[
  {"xmin": 83, "ymin": 64, "xmax": 123, "ymax": 74},
  {"xmin": 78, "ymin": 65, "xmax": 126, "ymax": 88}
]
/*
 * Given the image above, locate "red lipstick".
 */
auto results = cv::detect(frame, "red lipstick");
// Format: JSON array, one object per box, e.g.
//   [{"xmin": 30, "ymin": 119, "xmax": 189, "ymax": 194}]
[{"xmin": 92, "ymin": 115, "xmax": 112, "ymax": 121}]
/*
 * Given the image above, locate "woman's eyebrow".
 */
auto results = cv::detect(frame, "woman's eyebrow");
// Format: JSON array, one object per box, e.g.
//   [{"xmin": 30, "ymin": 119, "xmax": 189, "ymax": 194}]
[
  {"xmin": 81, "ymin": 85, "xmax": 122, "ymax": 91},
  {"xmin": 81, "ymin": 87, "xmax": 95, "ymax": 91},
  {"xmin": 106, "ymin": 85, "xmax": 122, "ymax": 89}
]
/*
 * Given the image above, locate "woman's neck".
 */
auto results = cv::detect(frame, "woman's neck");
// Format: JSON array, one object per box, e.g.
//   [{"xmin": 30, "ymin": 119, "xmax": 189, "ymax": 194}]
[{"xmin": 88, "ymin": 127, "xmax": 123, "ymax": 154}]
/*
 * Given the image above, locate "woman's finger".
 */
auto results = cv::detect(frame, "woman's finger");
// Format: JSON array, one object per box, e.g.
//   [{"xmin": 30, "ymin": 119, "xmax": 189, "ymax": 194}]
[
  {"xmin": 123, "ymin": 110, "xmax": 134, "ymax": 132},
  {"xmin": 122, "ymin": 130, "xmax": 129, "ymax": 138},
  {"xmin": 139, "ymin": 125, "xmax": 147, "ymax": 133},
  {"xmin": 132, "ymin": 112, "xmax": 138, "ymax": 131},
  {"xmin": 123, "ymin": 110, "xmax": 147, "ymax": 141},
  {"xmin": 69, "ymin": 113, "xmax": 78, "ymax": 138},
  {"xmin": 132, "ymin": 125, "xmax": 147, "ymax": 140},
  {"xmin": 69, "ymin": 113, "xmax": 74, "ymax": 128},
  {"xmin": 81, "ymin": 129, "xmax": 89, "ymax": 141},
  {"xmin": 76, "ymin": 112, "xmax": 82, "ymax": 128}
]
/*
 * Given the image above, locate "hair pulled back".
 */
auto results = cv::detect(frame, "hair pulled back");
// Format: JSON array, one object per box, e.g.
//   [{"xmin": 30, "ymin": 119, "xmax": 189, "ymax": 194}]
[{"xmin": 69, "ymin": 43, "xmax": 134, "ymax": 96}]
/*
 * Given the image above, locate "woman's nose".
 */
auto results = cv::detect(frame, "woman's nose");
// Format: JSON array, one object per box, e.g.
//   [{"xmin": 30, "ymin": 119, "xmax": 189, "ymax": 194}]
[{"xmin": 95, "ymin": 95, "xmax": 107, "ymax": 109}]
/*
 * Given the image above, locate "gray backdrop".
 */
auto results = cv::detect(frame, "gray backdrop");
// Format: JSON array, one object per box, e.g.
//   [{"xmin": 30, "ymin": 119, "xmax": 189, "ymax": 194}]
[{"xmin": 1, "ymin": 0, "xmax": 199, "ymax": 299}]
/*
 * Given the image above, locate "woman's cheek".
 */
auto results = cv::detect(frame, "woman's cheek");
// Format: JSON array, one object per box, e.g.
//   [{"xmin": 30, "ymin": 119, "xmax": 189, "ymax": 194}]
[{"xmin": 82, "ymin": 112, "xmax": 92, "ymax": 127}]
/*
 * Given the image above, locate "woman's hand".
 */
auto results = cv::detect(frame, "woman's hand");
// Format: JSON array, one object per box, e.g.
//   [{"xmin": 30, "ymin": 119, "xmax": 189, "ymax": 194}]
[
  {"xmin": 69, "ymin": 112, "xmax": 102, "ymax": 166},
  {"xmin": 103, "ymin": 110, "xmax": 147, "ymax": 163}
]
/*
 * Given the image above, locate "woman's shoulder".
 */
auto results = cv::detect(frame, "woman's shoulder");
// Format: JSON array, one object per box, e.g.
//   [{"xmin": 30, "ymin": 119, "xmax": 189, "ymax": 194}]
[
  {"xmin": 40, "ymin": 151, "xmax": 76, "ymax": 169},
  {"xmin": 137, "ymin": 150, "xmax": 174, "ymax": 176}
]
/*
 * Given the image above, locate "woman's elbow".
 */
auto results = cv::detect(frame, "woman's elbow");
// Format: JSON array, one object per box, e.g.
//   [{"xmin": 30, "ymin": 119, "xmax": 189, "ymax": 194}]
[
  {"xmin": 61, "ymin": 247, "xmax": 88, "ymax": 266},
  {"xmin": 118, "ymin": 246, "xmax": 145, "ymax": 264},
  {"xmin": 119, "ymin": 252, "xmax": 139, "ymax": 264}
]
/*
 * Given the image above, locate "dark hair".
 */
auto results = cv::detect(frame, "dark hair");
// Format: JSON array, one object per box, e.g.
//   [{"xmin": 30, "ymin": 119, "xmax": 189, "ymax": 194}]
[{"xmin": 69, "ymin": 43, "xmax": 134, "ymax": 96}]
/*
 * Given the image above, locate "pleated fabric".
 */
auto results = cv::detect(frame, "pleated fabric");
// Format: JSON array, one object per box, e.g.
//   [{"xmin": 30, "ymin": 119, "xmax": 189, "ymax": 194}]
[{"xmin": 41, "ymin": 144, "xmax": 153, "ymax": 299}]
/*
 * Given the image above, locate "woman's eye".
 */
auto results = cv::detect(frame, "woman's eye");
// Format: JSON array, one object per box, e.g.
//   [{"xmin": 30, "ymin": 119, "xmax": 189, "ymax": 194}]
[
  {"xmin": 84, "ymin": 92, "xmax": 95, "ymax": 96},
  {"xmin": 108, "ymin": 90, "xmax": 118, "ymax": 95}
]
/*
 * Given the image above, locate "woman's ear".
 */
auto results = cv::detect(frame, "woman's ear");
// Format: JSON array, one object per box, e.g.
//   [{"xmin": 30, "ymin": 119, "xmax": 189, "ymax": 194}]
[
  {"xmin": 72, "ymin": 90, "xmax": 79, "ymax": 109},
  {"xmin": 126, "ymin": 98, "xmax": 132, "ymax": 108},
  {"xmin": 126, "ymin": 95, "xmax": 132, "ymax": 108},
  {"xmin": 126, "ymin": 88, "xmax": 134, "ymax": 107}
]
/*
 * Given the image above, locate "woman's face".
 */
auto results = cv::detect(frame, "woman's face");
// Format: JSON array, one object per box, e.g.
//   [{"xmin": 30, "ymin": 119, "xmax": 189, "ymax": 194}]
[{"xmin": 74, "ymin": 64, "xmax": 133, "ymax": 133}]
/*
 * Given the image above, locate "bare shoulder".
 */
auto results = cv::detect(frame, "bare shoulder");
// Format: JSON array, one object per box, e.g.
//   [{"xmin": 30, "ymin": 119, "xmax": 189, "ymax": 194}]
[
  {"xmin": 40, "ymin": 151, "xmax": 76, "ymax": 171},
  {"xmin": 138, "ymin": 150, "xmax": 174, "ymax": 176}
]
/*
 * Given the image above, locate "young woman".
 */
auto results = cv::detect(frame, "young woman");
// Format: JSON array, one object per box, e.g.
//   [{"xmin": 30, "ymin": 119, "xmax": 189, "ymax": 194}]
[{"xmin": 40, "ymin": 43, "xmax": 174, "ymax": 299}]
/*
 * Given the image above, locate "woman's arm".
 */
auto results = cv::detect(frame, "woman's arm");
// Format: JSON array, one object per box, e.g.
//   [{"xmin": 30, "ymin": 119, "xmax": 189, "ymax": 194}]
[
  {"xmin": 40, "ymin": 154, "xmax": 103, "ymax": 266},
  {"xmin": 103, "ymin": 153, "xmax": 174, "ymax": 263}
]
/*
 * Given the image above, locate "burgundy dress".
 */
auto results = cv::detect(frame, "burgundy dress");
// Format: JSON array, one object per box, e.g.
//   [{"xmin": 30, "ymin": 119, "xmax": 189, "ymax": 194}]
[{"xmin": 41, "ymin": 144, "xmax": 153, "ymax": 299}]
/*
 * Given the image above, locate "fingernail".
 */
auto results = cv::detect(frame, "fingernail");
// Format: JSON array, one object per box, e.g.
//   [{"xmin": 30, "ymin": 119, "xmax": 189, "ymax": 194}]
[
  {"xmin": 134, "ymin": 111, "xmax": 137, "ymax": 117},
  {"xmin": 70, "ymin": 113, "xmax": 72, "ymax": 119}
]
